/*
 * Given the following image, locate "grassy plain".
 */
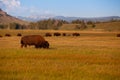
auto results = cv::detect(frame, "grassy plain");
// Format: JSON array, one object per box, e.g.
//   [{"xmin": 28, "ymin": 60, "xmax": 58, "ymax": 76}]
[{"xmin": 0, "ymin": 30, "xmax": 120, "ymax": 80}]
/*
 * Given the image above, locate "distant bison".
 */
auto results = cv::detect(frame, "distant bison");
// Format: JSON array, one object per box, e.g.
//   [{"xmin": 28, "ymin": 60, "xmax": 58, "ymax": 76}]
[
  {"xmin": 54, "ymin": 32, "xmax": 61, "ymax": 36},
  {"xmin": 117, "ymin": 34, "xmax": 120, "ymax": 37},
  {"xmin": 72, "ymin": 33, "xmax": 80, "ymax": 36},
  {"xmin": 45, "ymin": 33, "xmax": 52, "ymax": 37},
  {"xmin": 62, "ymin": 33, "xmax": 66, "ymax": 36},
  {"xmin": 0, "ymin": 35, "xmax": 2, "ymax": 37},
  {"xmin": 5, "ymin": 33, "xmax": 11, "ymax": 37},
  {"xmin": 21, "ymin": 35, "xmax": 49, "ymax": 48},
  {"xmin": 17, "ymin": 33, "xmax": 22, "ymax": 36}
]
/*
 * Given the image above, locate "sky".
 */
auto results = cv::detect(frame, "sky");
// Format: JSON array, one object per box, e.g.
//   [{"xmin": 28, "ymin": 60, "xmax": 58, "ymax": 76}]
[{"xmin": 0, "ymin": 0, "xmax": 120, "ymax": 17}]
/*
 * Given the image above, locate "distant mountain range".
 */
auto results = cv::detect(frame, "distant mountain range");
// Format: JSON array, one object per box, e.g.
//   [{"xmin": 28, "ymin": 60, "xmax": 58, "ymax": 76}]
[
  {"xmin": 0, "ymin": 8, "xmax": 120, "ymax": 24},
  {"xmin": 17, "ymin": 15, "xmax": 120, "ymax": 22},
  {"xmin": 54, "ymin": 16, "xmax": 120, "ymax": 22}
]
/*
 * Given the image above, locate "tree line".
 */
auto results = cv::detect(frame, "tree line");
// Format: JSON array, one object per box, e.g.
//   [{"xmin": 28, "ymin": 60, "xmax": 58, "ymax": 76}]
[
  {"xmin": 0, "ymin": 19, "xmax": 68, "ymax": 30},
  {"xmin": 3, "ymin": 18, "xmax": 120, "ymax": 30}
]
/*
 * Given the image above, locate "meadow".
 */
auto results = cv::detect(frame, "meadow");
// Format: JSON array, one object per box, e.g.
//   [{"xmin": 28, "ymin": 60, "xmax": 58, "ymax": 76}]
[{"xmin": 0, "ymin": 30, "xmax": 120, "ymax": 80}]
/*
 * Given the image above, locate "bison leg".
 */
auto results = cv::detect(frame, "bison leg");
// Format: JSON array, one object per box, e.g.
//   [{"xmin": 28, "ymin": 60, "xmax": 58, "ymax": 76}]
[
  {"xmin": 21, "ymin": 44, "xmax": 27, "ymax": 48},
  {"xmin": 35, "ymin": 45, "xmax": 40, "ymax": 48},
  {"xmin": 21, "ymin": 44, "xmax": 24, "ymax": 48},
  {"xmin": 24, "ymin": 44, "xmax": 27, "ymax": 48}
]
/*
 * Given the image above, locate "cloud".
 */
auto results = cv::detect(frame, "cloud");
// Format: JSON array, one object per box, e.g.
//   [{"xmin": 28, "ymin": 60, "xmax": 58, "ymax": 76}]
[
  {"xmin": 0, "ymin": 0, "xmax": 27, "ymax": 16},
  {"xmin": 0, "ymin": 0, "xmax": 20, "ymax": 9},
  {"xmin": 0, "ymin": 0, "xmax": 55, "ymax": 17}
]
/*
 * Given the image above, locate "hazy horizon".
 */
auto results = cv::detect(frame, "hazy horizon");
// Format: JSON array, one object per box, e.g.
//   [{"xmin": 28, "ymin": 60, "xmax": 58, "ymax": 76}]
[{"xmin": 0, "ymin": 0, "xmax": 120, "ymax": 17}]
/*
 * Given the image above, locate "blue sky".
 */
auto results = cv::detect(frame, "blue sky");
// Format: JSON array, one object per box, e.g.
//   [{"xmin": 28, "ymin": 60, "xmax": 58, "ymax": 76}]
[{"xmin": 0, "ymin": 0, "xmax": 120, "ymax": 17}]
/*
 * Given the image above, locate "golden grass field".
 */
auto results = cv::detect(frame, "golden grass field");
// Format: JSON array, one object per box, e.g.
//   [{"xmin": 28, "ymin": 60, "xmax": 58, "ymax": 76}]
[{"xmin": 0, "ymin": 30, "xmax": 120, "ymax": 80}]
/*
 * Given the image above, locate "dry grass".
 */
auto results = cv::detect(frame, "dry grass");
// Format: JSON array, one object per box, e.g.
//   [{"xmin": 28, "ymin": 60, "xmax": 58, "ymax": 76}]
[
  {"xmin": 0, "ymin": 30, "xmax": 120, "ymax": 80},
  {"xmin": 95, "ymin": 21, "xmax": 120, "ymax": 31},
  {"xmin": 60, "ymin": 21, "xmax": 120, "ymax": 31}
]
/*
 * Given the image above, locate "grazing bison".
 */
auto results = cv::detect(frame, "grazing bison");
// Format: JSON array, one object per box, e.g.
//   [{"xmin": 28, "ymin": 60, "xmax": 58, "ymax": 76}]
[
  {"xmin": 21, "ymin": 35, "xmax": 49, "ymax": 48},
  {"xmin": 0, "ymin": 35, "xmax": 2, "ymax": 37},
  {"xmin": 54, "ymin": 32, "xmax": 61, "ymax": 36},
  {"xmin": 117, "ymin": 34, "xmax": 120, "ymax": 37},
  {"xmin": 17, "ymin": 33, "xmax": 22, "ymax": 36},
  {"xmin": 45, "ymin": 33, "xmax": 52, "ymax": 37},
  {"xmin": 72, "ymin": 33, "xmax": 80, "ymax": 36},
  {"xmin": 62, "ymin": 33, "xmax": 66, "ymax": 36},
  {"xmin": 5, "ymin": 33, "xmax": 11, "ymax": 37}
]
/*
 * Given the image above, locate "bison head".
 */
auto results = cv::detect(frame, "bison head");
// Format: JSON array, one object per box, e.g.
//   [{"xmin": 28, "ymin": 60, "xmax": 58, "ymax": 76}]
[{"xmin": 35, "ymin": 41, "xmax": 49, "ymax": 49}]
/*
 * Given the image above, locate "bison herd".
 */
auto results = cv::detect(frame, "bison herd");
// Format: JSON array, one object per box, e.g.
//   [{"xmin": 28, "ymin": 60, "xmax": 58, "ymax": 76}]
[
  {"xmin": 45, "ymin": 32, "xmax": 80, "ymax": 37},
  {"xmin": 1, "ymin": 33, "xmax": 120, "ymax": 38},
  {"xmin": 0, "ymin": 32, "xmax": 81, "ymax": 37},
  {"xmin": 0, "ymin": 32, "xmax": 120, "ymax": 49}
]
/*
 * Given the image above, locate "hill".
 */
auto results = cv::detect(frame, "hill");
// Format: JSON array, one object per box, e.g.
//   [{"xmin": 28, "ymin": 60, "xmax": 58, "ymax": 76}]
[
  {"xmin": 60, "ymin": 21, "xmax": 120, "ymax": 31},
  {"xmin": 0, "ymin": 9, "xmax": 28, "ymax": 25},
  {"xmin": 94, "ymin": 21, "xmax": 120, "ymax": 31}
]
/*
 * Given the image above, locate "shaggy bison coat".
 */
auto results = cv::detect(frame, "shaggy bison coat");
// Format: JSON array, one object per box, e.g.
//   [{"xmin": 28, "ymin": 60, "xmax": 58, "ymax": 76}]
[{"xmin": 21, "ymin": 35, "xmax": 49, "ymax": 48}]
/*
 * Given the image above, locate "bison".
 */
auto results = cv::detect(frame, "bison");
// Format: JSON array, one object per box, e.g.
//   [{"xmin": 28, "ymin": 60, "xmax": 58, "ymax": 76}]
[
  {"xmin": 5, "ymin": 33, "xmax": 11, "ymax": 37},
  {"xmin": 17, "ymin": 33, "xmax": 22, "ymax": 37},
  {"xmin": 21, "ymin": 35, "xmax": 49, "ymax": 48},
  {"xmin": 0, "ymin": 35, "xmax": 2, "ymax": 37},
  {"xmin": 117, "ymin": 34, "xmax": 120, "ymax": 37},
  {"xmin": 62, "ymin": 33, "xmax": 66, "ymax": 36},
  {"xmin": 45, "ymin": 33, "xmax": 52, "ymax": 37},
  {"xmin": 72, "ymin": 33, "xmax": 80, "ymax": 36},
  {"xmin": 54, "ymin": 32, "xmax": 61, "ymax": 36}
]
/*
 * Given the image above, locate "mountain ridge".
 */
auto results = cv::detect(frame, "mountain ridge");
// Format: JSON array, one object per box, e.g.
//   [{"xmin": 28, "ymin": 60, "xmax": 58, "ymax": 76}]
[
  {"xmin": 0, "ymin": 9, "xmax": 28, "ymax": 24},
  {"xmin": 18, "ymin": 15, "xmax": 120, "ymax": 22},
  {"xmin": 0, "ymin": 8, "xmax": 120, "ymax": 23}
]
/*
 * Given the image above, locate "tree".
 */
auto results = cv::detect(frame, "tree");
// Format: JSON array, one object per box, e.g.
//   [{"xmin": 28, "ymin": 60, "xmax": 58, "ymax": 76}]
[
  {"xmin": 87, "ymin": 21, "xmax": 93, "ymax": 25},
  {"xmin": 0, "ymin": 24, "xmax": 4, "ymax": 29},
  {"xmin": 75, "ymin": 25, "xmax": 81, "ymax": 30},
  {"xmin": 92, "ymin": 23, "xmax": 96, "ymax": 28},
  {"xmin": 80, "ymin": 20, "xmax": 87, "ymax": 29},
  {"xmin": 71, "ymin": 19, "xmax": 82, "ymax": 24},
  {"xmin": 9, "ymin": 23, "xmax": 21, "ymax": 29}
]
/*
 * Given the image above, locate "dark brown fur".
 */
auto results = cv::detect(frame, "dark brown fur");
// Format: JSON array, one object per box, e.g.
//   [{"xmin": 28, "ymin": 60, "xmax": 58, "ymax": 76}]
[
  {"xmin": 17, "ymin": 33, "xmax": 22, "ymax": 36},
  {"xmin": 62, "ymin": 33, "xmax": 66, "ymax": 36},
  {"xmin": 72, "ymin": 33, "xmax": 80, "ymax": 36},
  {"xmin": 5, "ymin": 34, "xmax": 11, "ymax": 37},
  {"xmin": 54, "ymin": 32, "xmax": 61, "ymax": 36},
  {"xmin": 117, "ymin": 34, "xmax": 120, "ymax": 37},
  {"xmin": 45, "ymin": 33, "xmax": 52, "ymax": 37},
  {"xmin": 21, "ymin": 35, "xmax": 49, "ymax": 48}
]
